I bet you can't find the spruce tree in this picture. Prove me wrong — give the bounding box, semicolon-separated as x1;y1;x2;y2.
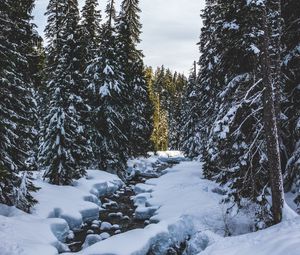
85;0;128;175
0;0;38;211
39;0;90;185
180;63;201;158
80;0;102;68
190;0;285;225
169;73;187;150
116;0;153;157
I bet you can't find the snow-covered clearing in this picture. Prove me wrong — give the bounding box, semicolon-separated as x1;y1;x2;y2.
1;152;300;255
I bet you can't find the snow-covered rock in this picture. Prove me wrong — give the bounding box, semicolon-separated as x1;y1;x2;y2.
112;224;120;230
135;206;158;220
100;222;113;231
100;232;110;240
133;193;152;207
134;183;154;194
183;231;221;255
82;234;103;249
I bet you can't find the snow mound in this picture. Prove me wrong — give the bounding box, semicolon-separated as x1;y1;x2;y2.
0;205;69;255
201;217;300;255
33;170;123;230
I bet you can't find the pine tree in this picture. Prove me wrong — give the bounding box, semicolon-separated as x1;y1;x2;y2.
80;0;102;68
39;0;91;185
0;0;38;211
85;0;128;175
191;0;285;225
116;0;153;156
169;73;187;150
180;63;201;158
196;0;224;169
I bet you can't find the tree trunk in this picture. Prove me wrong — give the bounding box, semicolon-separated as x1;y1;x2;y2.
261;4;284;224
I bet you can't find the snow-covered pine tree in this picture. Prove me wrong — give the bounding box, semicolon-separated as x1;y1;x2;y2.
151;96;169;152
116;0;153;157
39;0;91;185
169;73;187;150
180;63;202;158
80;0;102;68
282;0;300;205
195;0;223;170
19;1;45;171
85;0;128;175
203;0;267;184
78;0;103;164
0;0;38;211
198;0;285;225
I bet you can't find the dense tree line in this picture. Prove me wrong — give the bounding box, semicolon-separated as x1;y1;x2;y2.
180;0;300;225
146;66;187;151
0;0;153;210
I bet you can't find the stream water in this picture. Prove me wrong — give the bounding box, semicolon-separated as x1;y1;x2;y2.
66;160;178;253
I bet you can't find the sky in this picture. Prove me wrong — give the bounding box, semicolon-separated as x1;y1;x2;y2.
33;0;205;74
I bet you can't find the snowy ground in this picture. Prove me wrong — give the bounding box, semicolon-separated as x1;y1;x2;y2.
0;170;123;255
200;217;300;255
1;152;300;255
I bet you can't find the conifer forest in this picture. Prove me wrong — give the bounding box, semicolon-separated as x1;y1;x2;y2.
0;0;300;254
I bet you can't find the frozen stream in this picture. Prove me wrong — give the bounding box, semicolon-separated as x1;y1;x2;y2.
66;159;183;253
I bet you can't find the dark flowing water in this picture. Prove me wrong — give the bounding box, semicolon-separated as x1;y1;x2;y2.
66;160;178;253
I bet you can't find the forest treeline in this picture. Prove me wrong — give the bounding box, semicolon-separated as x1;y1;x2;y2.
146;66;187;152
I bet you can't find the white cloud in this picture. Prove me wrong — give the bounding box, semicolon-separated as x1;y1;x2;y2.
33;0;205;73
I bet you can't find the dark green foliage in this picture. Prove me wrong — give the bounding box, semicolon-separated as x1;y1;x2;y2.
116;0;153;157
39;0;91;185
180;64;201;158
180;0;289;225
85;0;128;174
147;66;187;151
80;0;102;68
0;0;38;211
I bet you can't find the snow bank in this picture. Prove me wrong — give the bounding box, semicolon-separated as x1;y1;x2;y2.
155;151;184;158
0;170;123;255
0;204;69;255
33;170;123;229
74;161;231;255
127;151;186;179
200;217;300;255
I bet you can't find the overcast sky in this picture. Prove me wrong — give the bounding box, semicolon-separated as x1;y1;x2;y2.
33;0;205;74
